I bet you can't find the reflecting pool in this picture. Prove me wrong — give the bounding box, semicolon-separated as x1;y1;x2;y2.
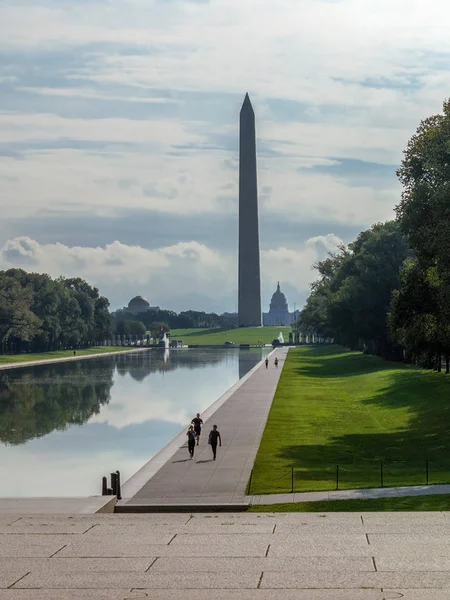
0;348;267;497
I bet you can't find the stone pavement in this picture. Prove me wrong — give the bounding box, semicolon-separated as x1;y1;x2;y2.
119;348;288;508
0;497;116;515
1;511;450;598
249;484;450;505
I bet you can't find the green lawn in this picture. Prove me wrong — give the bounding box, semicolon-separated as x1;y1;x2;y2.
250;345;450;494
170;326;291;346
249;494;450;512
0;346;134;365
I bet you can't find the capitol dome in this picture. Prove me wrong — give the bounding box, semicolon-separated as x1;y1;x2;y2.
269;282;288;313
127;295;150;314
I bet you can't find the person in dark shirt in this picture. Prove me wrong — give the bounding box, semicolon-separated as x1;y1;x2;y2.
208;425;222;461
191;413;203;445
187;425;196;459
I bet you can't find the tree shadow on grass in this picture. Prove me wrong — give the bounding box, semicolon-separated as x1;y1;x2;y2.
291;345;415;379
278;368;450;467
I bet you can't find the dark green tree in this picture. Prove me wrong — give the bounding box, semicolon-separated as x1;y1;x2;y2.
394;99;450;370
127;320;146;337
296;221;410;358
0;270;113;355
0;273;41;353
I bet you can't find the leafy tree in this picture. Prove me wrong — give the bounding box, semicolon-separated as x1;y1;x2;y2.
296;221;410;358
394;99;450;369
94;296;113;340
115;320;131;336
396;99;450;272
127;320;146;337
0;273;41;353
0;270;113;354
389;261;434;364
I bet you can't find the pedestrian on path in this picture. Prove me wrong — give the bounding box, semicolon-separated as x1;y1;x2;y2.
208;425;222;461
265;358;269;369
191;413;203;445
187;425;196;459
274;357;278;367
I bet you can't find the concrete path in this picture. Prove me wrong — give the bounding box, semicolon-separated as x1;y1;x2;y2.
0;347;150;371
120;348;288;509
249;484;450;505
1;511;450;598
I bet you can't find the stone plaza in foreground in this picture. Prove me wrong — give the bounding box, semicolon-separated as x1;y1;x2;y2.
0;511;450;598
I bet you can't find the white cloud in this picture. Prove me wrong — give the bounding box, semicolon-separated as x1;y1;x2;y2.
1;0;448;307
0;235;341;311
0;111;398;225
262;234;343;293
307;234;345;253
1;236;227;283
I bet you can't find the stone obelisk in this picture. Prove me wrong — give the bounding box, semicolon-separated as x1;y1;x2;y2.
238;93;262;327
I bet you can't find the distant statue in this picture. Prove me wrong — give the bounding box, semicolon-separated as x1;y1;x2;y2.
157;331;170;349
161;332;169;349
278;332;284;344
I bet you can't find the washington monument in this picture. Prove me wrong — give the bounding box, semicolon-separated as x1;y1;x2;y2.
238;93;262;327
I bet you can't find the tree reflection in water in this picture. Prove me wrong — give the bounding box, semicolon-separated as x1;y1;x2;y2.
0;349;263;446
0;360;115;446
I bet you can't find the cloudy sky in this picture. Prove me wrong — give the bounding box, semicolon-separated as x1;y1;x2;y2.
1;0;448;313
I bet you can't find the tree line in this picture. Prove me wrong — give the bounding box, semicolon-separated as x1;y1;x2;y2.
0;269;113;354
0;266;239;355
112;308;237;339
296;99;450;371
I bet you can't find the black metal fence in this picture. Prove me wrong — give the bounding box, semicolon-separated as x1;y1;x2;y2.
247;459;450;495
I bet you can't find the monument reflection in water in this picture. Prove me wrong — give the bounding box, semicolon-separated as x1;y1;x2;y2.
0;348;267;497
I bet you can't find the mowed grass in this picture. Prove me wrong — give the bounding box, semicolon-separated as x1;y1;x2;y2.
0;346;132;365
170;327;291;346
250;345;450;494
249;495;450;512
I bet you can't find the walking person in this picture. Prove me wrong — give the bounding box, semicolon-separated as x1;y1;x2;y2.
265;358;269;369
187;425;196;459
208;425;222;461
191;413;203;445
274;357;279;368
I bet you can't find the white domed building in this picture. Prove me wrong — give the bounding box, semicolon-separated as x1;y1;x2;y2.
263;282;299;326
124;296;159;315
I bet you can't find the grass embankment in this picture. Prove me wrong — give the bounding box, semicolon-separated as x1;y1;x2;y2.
170;327;291;346
249;495;450;512
250;345;450;494
0;346;134;365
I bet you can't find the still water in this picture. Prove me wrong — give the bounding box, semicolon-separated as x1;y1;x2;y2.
0;348;267;497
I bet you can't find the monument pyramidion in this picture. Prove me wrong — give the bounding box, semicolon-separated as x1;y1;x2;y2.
238;93;262;327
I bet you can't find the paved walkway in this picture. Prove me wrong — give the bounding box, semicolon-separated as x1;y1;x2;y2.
0;348;150;371
248;484;450;505
1;511;450;598
119;348;288;508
